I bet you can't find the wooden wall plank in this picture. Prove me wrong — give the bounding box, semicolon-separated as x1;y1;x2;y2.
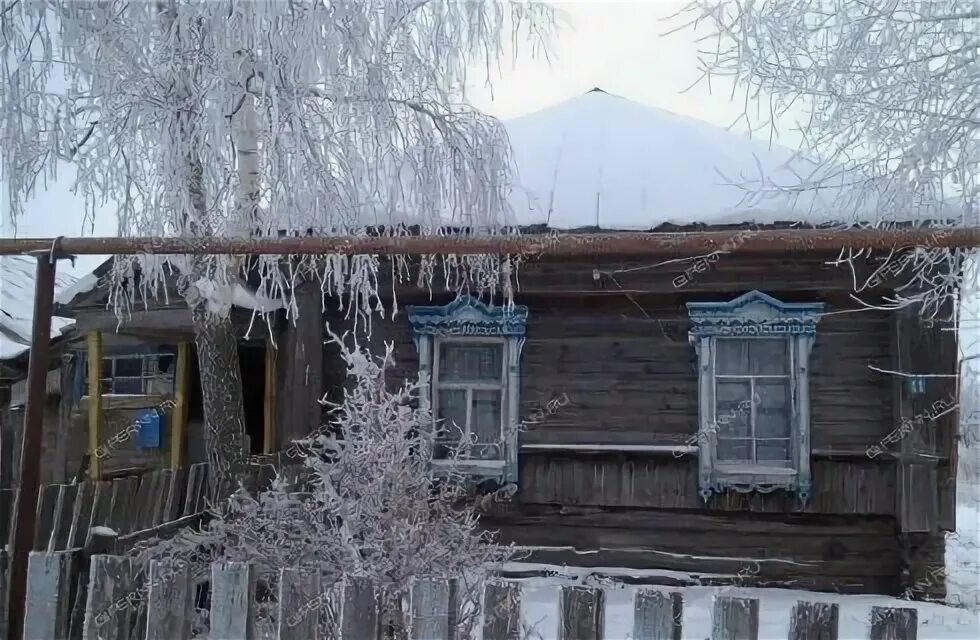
712;597;759;640
276;282;324;449
87;331;104;480
559;586;603;640
870;607;918;640
24;551;74;640
209;561;256;640
788;602;839;640
412;578;451;640
263;340;276;455
82;554;134;640
342;576;379;640
482;582;520;640
633;590;682;640
277;567;321;640
0;549;9;638
144;560;191;640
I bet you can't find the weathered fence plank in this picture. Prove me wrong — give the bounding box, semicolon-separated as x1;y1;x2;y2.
789;602;838;640
276;566;322;640
82;554;134;640
482;582;520;640
144;560;191;640
52;484;80;551
182;463;208;517
210;561;256;640
34;484;62;550
89;481;113;532
634;589;682;640
712;596;759;640
870;607;918;640
0;549;9;637
342;576;379;639
559;586;603;640
24;551;74;640
412;578;451;640
69;481;97;549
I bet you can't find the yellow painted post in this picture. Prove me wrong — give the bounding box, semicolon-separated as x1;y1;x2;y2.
263;341;276;454
171;342;191;469
86;331;103;480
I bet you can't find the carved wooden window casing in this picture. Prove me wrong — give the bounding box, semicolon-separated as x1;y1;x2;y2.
687;291;824;502
408;296;527;483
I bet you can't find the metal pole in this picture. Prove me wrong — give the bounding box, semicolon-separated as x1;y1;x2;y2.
0;227;978;257
6;252;59;640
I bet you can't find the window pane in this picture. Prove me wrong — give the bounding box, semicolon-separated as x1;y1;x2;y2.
748;339;788;375
471;390;502;460
438;343;503;383
717;438;752;462
100;359;113;377
715;381;751;438
756;380;791;439
114;378;143;394
114;357;144;377
715;339;750;375
435;389;467;459
757;439;792;463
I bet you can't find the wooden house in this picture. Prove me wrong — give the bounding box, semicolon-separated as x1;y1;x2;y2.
28;90;965;606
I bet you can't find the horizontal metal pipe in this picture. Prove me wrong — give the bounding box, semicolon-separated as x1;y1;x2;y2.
1;227;978;257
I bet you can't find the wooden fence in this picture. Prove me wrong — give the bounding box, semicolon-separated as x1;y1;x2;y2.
0;463;212;637
16;555;934;640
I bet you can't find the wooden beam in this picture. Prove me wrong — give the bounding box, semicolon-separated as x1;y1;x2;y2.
171;342;191;469
263;340;276;454
87;331;104;480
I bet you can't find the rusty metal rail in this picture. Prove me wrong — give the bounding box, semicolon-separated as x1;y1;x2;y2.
1;227;980;258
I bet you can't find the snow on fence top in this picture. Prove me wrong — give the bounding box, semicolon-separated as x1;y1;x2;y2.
503;88;886;230
0;255;77;361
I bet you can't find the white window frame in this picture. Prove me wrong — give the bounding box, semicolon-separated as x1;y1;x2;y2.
432;336;508;464
408;296;527;483
687;291;824;503
99;353;168;395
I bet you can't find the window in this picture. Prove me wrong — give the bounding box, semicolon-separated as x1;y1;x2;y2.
97;353;172;395
408;296;528;482
687;291;824;502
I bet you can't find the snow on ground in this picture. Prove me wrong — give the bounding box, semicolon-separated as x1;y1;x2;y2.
511;577;980;639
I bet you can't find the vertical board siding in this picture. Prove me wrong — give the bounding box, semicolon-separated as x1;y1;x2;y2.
483;582;521;640
412;578;451;640
342;576;379;640
559;586;603;640
144;560;191;640
24;551;74;640
789;602;839;640
276;567;322;640
870;607;918;640
712;597;760;640
209;562;256;640
633;590;682;640
82;555;134;640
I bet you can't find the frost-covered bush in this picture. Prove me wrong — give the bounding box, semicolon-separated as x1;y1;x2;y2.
134;330;514;636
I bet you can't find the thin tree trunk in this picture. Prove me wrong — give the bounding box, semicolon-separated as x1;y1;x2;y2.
162;0;249;500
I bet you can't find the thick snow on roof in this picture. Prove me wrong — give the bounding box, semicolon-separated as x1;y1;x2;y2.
0;255;78;360
504;89;849;229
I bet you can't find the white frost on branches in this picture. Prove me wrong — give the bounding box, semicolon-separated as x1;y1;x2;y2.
1;0;552;321
133;330;514;635
678;0;980;316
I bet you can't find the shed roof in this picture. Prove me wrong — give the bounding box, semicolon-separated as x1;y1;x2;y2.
0;255;78;361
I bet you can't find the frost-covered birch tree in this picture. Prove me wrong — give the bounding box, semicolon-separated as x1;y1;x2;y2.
0;0;551;490
678;0;980;315
135;331;515;638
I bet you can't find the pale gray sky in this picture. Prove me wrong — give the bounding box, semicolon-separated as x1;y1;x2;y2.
2;0;803;277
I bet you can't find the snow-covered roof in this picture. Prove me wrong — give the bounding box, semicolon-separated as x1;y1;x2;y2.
503;88;850;229
0;255;78;360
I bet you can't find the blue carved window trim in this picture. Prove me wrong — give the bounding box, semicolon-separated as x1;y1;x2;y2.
686;291;824;503
407;296;528;483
